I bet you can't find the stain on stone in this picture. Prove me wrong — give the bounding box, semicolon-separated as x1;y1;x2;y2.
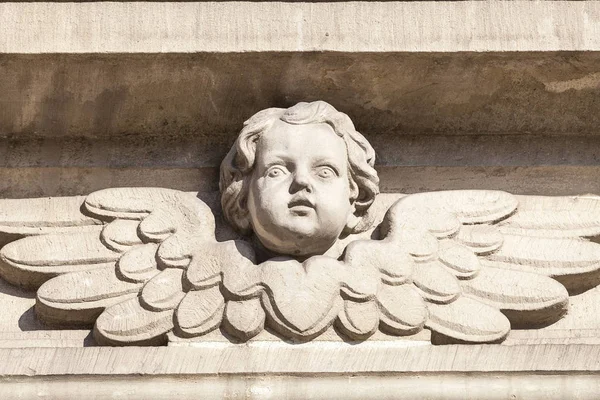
544;72;600;93
24;67;73;138
2;52;600;139
91;86;129;136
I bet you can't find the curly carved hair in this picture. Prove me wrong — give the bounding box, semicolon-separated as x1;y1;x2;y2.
219;101;380;235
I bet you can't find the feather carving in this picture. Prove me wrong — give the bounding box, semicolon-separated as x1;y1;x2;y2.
1;188;600;345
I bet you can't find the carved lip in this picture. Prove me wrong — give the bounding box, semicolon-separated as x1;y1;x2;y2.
288;197;315;210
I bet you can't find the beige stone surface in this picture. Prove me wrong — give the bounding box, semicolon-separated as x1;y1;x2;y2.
1;344;600;374
1;2;600;53
3;373;600;400
0;2;599;392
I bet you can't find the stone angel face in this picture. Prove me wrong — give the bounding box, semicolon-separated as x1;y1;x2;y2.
1;101;600;346
219;101;379;258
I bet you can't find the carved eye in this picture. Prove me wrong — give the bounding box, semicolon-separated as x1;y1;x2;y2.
266;166;287;178
316;166;336;179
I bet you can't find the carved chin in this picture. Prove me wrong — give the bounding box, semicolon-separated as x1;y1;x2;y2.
264;237;336;257
255;225;339;257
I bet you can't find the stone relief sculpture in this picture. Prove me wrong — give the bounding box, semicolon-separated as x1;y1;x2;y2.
1;101;600;346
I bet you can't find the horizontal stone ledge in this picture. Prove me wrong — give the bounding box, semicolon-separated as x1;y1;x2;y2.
2;373;600;400
2;165;600;198
1;2;600;53
3;135;600;169
0;331;91;349
2;344;600;376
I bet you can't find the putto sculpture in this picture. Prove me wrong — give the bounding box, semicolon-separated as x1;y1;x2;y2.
220;101;379;258
1;100;600;345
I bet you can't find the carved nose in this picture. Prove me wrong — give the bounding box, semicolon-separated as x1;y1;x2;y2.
290;169;313;194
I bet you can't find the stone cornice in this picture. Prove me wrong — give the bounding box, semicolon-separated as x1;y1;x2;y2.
2;343;600;376
1;2;600;53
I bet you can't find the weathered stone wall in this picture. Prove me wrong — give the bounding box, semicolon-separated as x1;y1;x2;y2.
2;2;600;399
1;2;600;197
2;52;600;197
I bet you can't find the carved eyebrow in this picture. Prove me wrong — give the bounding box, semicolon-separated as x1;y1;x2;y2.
258;152;287;164
262;158;289;169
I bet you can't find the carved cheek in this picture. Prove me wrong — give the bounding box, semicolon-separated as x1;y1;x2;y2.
251;176;275;204
324;177;351;205
314;181;352;229
251;176;291;220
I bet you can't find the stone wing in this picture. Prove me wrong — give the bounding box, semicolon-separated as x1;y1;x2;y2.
2;188;600;346
367;190;600;343
0;188;220;345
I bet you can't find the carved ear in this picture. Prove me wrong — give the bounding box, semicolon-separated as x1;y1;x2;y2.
346;211;377;234
344;176;361;234
348;174;360;204
345;213;360;233
345;200;368;234
221;184;253;235
230;209;252;234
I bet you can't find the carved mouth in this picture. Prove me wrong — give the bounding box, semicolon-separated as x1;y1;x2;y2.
288;198;315;210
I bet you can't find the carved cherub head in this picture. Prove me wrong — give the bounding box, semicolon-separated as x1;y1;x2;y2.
220;101;380;257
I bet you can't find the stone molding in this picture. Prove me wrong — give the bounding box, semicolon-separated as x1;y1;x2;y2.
1;325;600;397
1;2;600;53
3;372;600;400
2;343;600;375
1;344;600;399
